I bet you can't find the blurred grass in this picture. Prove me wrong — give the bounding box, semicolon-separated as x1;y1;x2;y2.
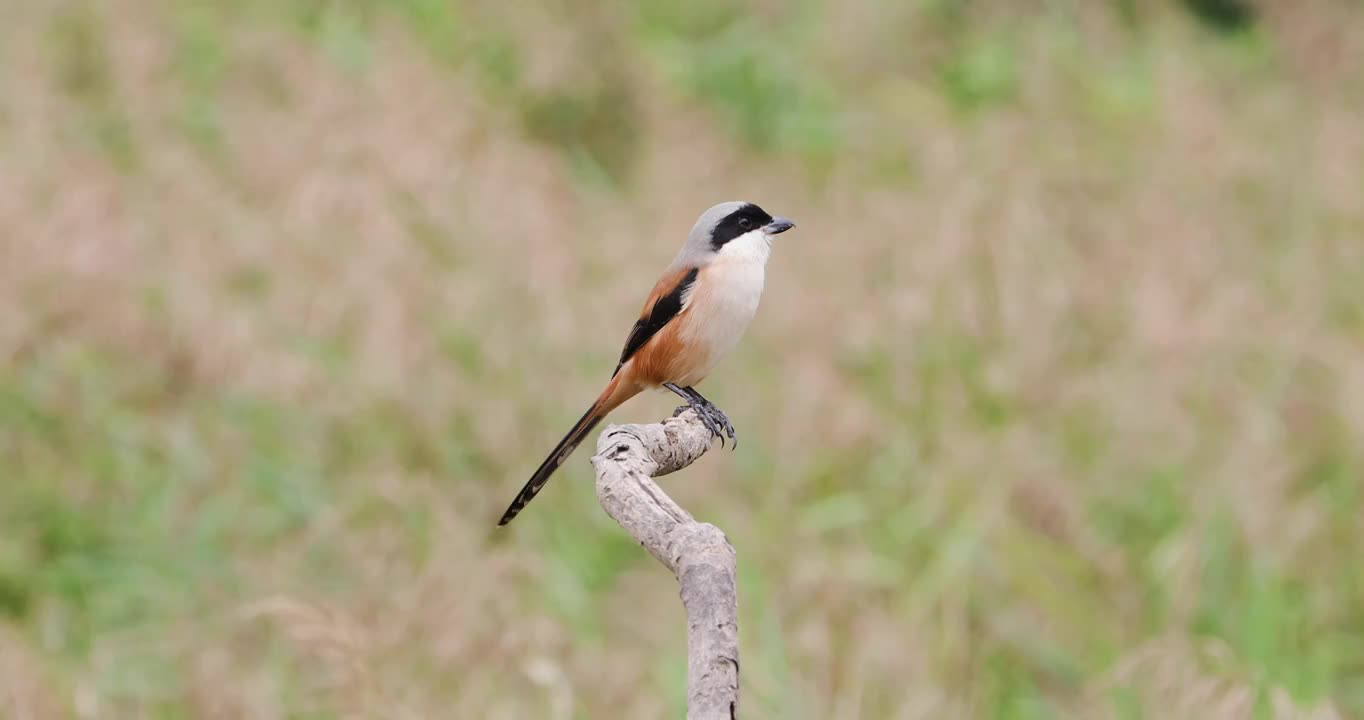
1;0;1363;717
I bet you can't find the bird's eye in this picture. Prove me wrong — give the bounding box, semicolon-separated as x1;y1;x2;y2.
738;218;753;230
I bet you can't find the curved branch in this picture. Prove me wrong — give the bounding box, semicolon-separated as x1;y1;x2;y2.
591;410;740;720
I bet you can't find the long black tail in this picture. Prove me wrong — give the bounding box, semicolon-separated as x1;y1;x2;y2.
497;404;607;526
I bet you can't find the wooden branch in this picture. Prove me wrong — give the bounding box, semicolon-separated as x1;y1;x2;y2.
591;410;740;720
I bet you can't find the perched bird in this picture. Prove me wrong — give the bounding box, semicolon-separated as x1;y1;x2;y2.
498;201;795;526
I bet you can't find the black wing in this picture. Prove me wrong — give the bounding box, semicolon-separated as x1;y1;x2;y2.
613;267;698;377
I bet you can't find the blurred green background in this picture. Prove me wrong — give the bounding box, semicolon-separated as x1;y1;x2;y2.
2;0;1362;717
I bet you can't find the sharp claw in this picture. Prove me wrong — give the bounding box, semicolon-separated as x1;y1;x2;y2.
677;395;742;449
705;407;736;451
689;402;720;444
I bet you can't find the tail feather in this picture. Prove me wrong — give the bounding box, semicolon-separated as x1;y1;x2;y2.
497;378;635;526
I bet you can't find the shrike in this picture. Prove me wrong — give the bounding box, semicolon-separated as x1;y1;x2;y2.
498;201;795;525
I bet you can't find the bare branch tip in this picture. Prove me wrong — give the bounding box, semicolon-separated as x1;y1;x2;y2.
592;412;740;719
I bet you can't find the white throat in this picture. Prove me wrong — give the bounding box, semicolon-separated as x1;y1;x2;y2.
715;229;773;266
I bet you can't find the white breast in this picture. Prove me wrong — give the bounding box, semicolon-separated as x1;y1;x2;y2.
676;232;771;384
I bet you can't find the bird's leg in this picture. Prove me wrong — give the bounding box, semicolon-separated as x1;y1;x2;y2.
682;386;737;450
664;382;725;446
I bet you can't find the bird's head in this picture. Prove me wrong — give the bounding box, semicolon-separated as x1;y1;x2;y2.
679;201;796;264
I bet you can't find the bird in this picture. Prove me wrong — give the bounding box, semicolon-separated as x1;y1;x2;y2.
497;201;796;526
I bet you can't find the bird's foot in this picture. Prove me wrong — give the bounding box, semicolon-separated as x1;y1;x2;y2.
672;397;738;450
671;402;719;442
708;402;737;450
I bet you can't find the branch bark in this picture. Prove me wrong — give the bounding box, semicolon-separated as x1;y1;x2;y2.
591;410;739;720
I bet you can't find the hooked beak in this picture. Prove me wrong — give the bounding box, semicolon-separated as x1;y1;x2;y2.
763;217;796;235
